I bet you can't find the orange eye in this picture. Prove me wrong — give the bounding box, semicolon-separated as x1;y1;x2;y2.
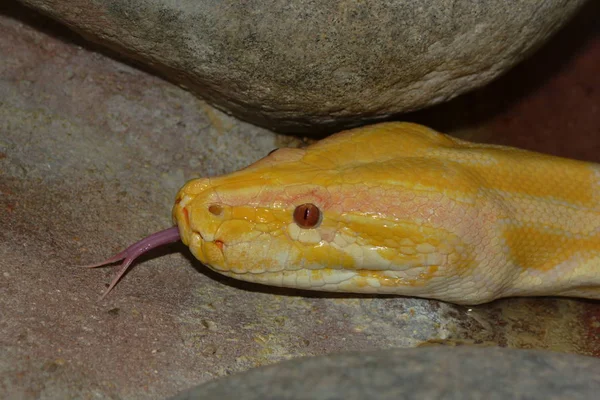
293;203;321;229
208;204;223;216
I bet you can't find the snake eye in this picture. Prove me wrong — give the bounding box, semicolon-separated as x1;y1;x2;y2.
293;203;321;229
208;204;223;216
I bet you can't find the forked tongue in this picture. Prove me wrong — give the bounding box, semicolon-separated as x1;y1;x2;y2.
82;226;181;299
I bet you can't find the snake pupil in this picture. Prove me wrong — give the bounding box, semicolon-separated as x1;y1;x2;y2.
293;203;321;229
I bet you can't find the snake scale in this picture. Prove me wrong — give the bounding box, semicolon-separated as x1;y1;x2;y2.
86;122;600;304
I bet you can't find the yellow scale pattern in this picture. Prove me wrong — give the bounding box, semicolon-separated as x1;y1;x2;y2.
172;122;600;304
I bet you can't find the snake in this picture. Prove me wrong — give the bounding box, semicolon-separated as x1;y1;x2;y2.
85;122;600;305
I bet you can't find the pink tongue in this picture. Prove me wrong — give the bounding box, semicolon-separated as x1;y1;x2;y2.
82;226;181;299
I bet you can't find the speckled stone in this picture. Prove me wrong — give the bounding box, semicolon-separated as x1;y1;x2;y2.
171;347;600;400
16;0;585;133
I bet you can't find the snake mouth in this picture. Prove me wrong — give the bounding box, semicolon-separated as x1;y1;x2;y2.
185;228;227;270
190;227;224;250
172;193;228;269
192;229;224;250
194;228;204;241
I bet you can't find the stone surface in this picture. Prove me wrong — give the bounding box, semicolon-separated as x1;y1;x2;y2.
16;0;586;133
171;347;600;400
1;1;599;399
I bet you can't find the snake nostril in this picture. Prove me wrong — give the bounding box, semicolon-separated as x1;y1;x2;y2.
208;204;223;216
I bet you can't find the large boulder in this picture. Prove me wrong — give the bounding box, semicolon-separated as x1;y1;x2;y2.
170;347;600;400
18;0;586;133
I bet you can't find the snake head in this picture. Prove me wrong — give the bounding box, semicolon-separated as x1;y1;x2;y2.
171;123;500;302
172;146;331;284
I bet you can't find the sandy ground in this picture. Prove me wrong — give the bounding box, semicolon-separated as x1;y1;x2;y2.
1;1;598;399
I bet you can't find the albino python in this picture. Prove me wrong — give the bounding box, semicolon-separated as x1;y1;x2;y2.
85;122;600;304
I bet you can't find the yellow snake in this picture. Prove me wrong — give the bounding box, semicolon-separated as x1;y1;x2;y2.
87;122;600;304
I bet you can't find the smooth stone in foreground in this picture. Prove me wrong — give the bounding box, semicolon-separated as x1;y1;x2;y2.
170;347;600;400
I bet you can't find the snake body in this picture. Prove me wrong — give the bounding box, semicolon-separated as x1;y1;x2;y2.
166;122;600;305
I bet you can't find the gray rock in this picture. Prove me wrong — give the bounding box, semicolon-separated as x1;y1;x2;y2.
17;0;585;133
170;347;600;400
